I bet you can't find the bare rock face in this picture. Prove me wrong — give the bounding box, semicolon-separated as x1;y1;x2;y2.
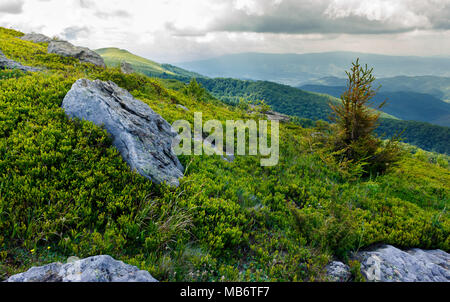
48;40;106;68
20;33;52;43
6;255;157;282
120;61;134;74
62;79;184;186
264;110;291;123
0;49;40;72
355;245;450;282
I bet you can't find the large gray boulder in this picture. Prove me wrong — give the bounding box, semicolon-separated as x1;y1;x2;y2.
20;33;52;43
355;245;450;282
0;49;40;72
6;255;157;282
48;40;105;68
62;79;184;186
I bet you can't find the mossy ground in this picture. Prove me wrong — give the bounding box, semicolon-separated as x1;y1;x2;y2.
0;27;448;281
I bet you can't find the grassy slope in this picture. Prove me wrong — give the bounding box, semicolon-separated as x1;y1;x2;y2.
96;47;174;74
95;47;202;79
0;27;449;282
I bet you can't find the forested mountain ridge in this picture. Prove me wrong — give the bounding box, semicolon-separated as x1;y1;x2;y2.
196;78;450;154
301;84;450;127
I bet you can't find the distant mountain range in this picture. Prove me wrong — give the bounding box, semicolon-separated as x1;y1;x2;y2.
300;85;450;127
178;52;450;87
95;48;450;153
305;75;450;102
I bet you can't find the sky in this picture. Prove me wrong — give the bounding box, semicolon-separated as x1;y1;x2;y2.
0;0;449;63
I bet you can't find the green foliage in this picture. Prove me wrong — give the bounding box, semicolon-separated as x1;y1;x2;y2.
348;260;365;282
196;78;449;154
0;27;449;282
180;78;222;106
329;59;402;176
376;118;450;154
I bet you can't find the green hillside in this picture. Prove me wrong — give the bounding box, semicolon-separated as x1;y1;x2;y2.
95;47;201;79
196;78;450;154
198;78;397;119
0;27;449;282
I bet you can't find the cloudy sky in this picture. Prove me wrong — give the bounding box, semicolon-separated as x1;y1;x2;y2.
0;0;449;63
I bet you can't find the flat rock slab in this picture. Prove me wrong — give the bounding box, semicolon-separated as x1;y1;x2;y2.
0;49;40;72
62;79;184;186
355;244;450;282
48;40;105;67
6;255;157;282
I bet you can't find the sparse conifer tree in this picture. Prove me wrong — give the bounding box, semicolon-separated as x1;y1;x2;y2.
330;59;401;175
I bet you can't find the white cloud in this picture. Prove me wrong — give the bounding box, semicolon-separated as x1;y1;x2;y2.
0;0;25;14
0;0;448;62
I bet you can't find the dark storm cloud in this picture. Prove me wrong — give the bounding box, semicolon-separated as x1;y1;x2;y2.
0;0;25;14
167;0;450;36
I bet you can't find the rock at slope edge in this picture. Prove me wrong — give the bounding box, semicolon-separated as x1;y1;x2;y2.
20;33;52;43
62;79;184;186
355;244;450;282
0;49;40;72
48;40;105;68
6;255;158;282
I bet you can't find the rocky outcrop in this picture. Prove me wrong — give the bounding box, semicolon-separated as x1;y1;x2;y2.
264;110;291;123
62;79;184;186
0;49;40;72
20;33;52;43
6;255;157;282
120;61;134;74
355;245;450;282
325;261;351;282
48;40;105;67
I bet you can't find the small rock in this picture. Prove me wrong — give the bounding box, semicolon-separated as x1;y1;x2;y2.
20;33;52;43
120;61;134;74
62;79;184;186
48;40;105;68
355;244;450;282
6;255;157;282
325;261;351;282
176;104;189;111
0;49;40;72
